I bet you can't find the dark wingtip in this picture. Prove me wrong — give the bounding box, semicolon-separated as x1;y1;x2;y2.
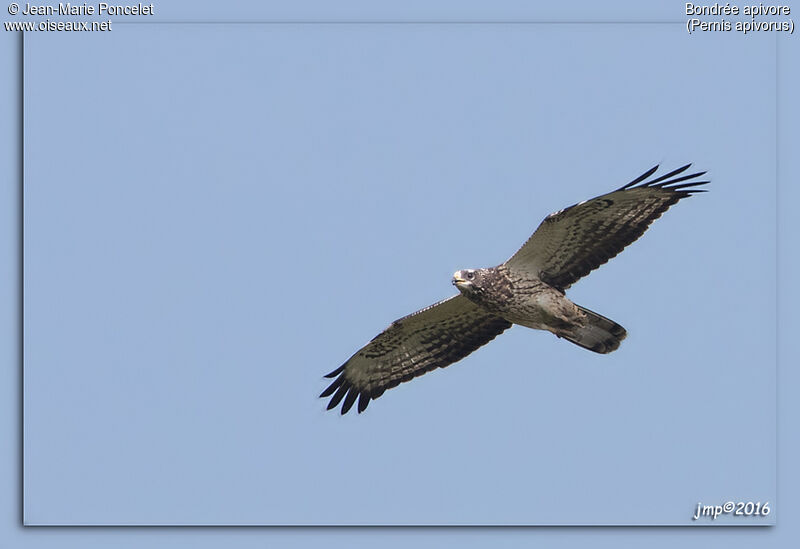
319;374;345;398
619;164;660;190
341;387;359;414
324;364;345;379
645;163;692;186
326;383;349;410
668;180;710;191
357;393;370;413
620;163;709;193
321;366;369;414
652;171;707;188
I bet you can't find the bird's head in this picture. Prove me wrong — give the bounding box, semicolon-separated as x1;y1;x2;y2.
452;268;487;296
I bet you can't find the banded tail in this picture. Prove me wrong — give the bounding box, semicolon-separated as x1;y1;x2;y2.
562;305;627;354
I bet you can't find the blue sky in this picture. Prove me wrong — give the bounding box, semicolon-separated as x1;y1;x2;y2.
3;0;800;546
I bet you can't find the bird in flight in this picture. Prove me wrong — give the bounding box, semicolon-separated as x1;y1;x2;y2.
320;164;708;414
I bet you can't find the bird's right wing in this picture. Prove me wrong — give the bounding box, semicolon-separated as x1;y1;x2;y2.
320;295;512;414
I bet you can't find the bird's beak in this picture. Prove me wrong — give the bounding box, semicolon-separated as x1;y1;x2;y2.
452;271;467;286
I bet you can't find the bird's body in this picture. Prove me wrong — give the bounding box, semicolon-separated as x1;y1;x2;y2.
321;164;709;414
453;266;572;330
453;265;625;353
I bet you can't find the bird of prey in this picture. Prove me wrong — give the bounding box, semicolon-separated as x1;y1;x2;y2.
321;164;708;414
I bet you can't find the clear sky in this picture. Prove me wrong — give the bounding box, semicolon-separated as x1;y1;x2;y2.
3;0;799;546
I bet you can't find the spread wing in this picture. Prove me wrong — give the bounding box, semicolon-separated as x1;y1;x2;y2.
320;295;512;414
504;164;709;291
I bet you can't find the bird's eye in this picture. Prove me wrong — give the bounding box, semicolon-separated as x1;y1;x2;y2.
467;271;475;280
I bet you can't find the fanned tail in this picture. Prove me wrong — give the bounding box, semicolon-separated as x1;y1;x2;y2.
561;305;627;354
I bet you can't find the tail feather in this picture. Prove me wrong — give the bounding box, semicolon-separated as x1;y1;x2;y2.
561;305;627;354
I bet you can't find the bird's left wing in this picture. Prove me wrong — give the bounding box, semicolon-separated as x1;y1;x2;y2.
320;295;511;414
504;164;708;291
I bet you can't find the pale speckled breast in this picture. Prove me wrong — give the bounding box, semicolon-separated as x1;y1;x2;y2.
489;266;581;331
